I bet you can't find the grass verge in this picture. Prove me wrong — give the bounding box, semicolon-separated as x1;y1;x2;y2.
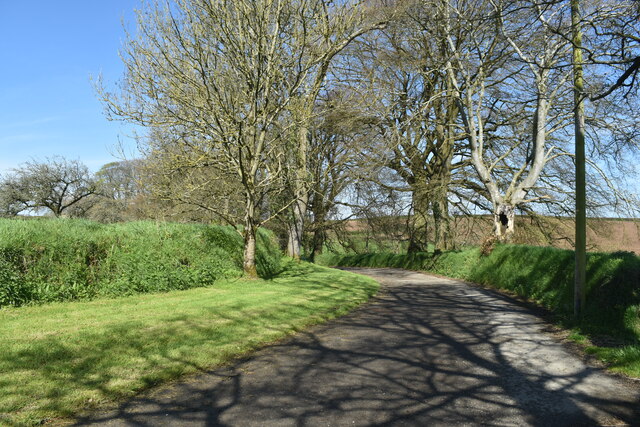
327;245;640;378
0;261;378;426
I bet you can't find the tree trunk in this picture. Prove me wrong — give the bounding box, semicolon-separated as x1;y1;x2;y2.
432;167;452;252
287;125;309;260
308;228;326;263
433;196;451;252
286;196;307;259
493;204;515;242
243;198;258;278
408;185;430;253
308;201;327;262
243;228;258;279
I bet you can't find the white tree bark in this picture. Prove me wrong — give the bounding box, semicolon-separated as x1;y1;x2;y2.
445;0;570;240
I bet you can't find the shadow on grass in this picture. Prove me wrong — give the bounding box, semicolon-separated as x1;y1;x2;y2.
1;266;377;424
73;269;640;426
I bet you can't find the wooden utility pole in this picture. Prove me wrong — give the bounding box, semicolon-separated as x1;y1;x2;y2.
572;0;587;317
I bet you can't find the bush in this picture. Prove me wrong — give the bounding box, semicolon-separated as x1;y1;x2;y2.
0;256;31;306
0;218;282;307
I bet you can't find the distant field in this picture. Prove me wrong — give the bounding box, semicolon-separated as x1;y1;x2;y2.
343;216;640;254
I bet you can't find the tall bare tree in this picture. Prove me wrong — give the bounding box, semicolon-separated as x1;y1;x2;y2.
99;0;381;276
333;0;466;252
282;1;388;259
441;0;577;240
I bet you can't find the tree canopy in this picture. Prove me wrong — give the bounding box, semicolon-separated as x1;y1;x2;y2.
90;0;640;270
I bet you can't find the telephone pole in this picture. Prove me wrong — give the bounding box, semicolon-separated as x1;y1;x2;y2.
572;0;587;317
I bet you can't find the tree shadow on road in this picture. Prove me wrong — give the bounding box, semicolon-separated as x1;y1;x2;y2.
75;268;640;426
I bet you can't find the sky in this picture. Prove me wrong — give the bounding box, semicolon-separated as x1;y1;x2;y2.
0;0;142;174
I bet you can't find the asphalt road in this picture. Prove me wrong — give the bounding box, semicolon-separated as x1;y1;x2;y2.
76;268;640;426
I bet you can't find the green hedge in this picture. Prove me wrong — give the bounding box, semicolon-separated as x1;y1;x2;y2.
0;218;282;307
329;245;640;340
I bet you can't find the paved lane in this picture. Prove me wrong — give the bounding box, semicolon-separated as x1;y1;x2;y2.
77;268;640;426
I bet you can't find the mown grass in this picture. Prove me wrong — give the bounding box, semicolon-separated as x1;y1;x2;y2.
0;260;379;425
327;245;640;377
0;218;281;307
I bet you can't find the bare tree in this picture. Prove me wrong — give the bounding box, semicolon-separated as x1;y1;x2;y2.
95;160;141;202
138;128;248;223
0;157;96;217
441;0;577;240
77;160;146;222
99;0;371;276
282;1;388;259
303;90;379;259
361;0;469;251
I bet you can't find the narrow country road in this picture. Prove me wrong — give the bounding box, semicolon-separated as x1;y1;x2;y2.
76;268;640;426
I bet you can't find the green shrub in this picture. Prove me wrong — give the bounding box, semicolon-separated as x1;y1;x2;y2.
0;218;282;307
0;257;31;306
256;228;283;278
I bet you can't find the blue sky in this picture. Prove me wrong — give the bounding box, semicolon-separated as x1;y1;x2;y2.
0;1;141;174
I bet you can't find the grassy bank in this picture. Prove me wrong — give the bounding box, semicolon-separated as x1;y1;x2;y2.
328;245;640;377
0;261;379;425
0;218;281;307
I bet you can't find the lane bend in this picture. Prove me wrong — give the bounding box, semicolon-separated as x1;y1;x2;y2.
77;268;640;426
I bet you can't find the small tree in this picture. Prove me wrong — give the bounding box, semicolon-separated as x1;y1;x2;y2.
0;157;97;217
95;160;141;202
78;160;145;222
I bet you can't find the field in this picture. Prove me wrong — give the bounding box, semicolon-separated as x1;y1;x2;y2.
449;216;640;253
342;216;640;254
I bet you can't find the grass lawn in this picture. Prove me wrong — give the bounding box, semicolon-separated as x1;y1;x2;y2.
0;261;378;426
